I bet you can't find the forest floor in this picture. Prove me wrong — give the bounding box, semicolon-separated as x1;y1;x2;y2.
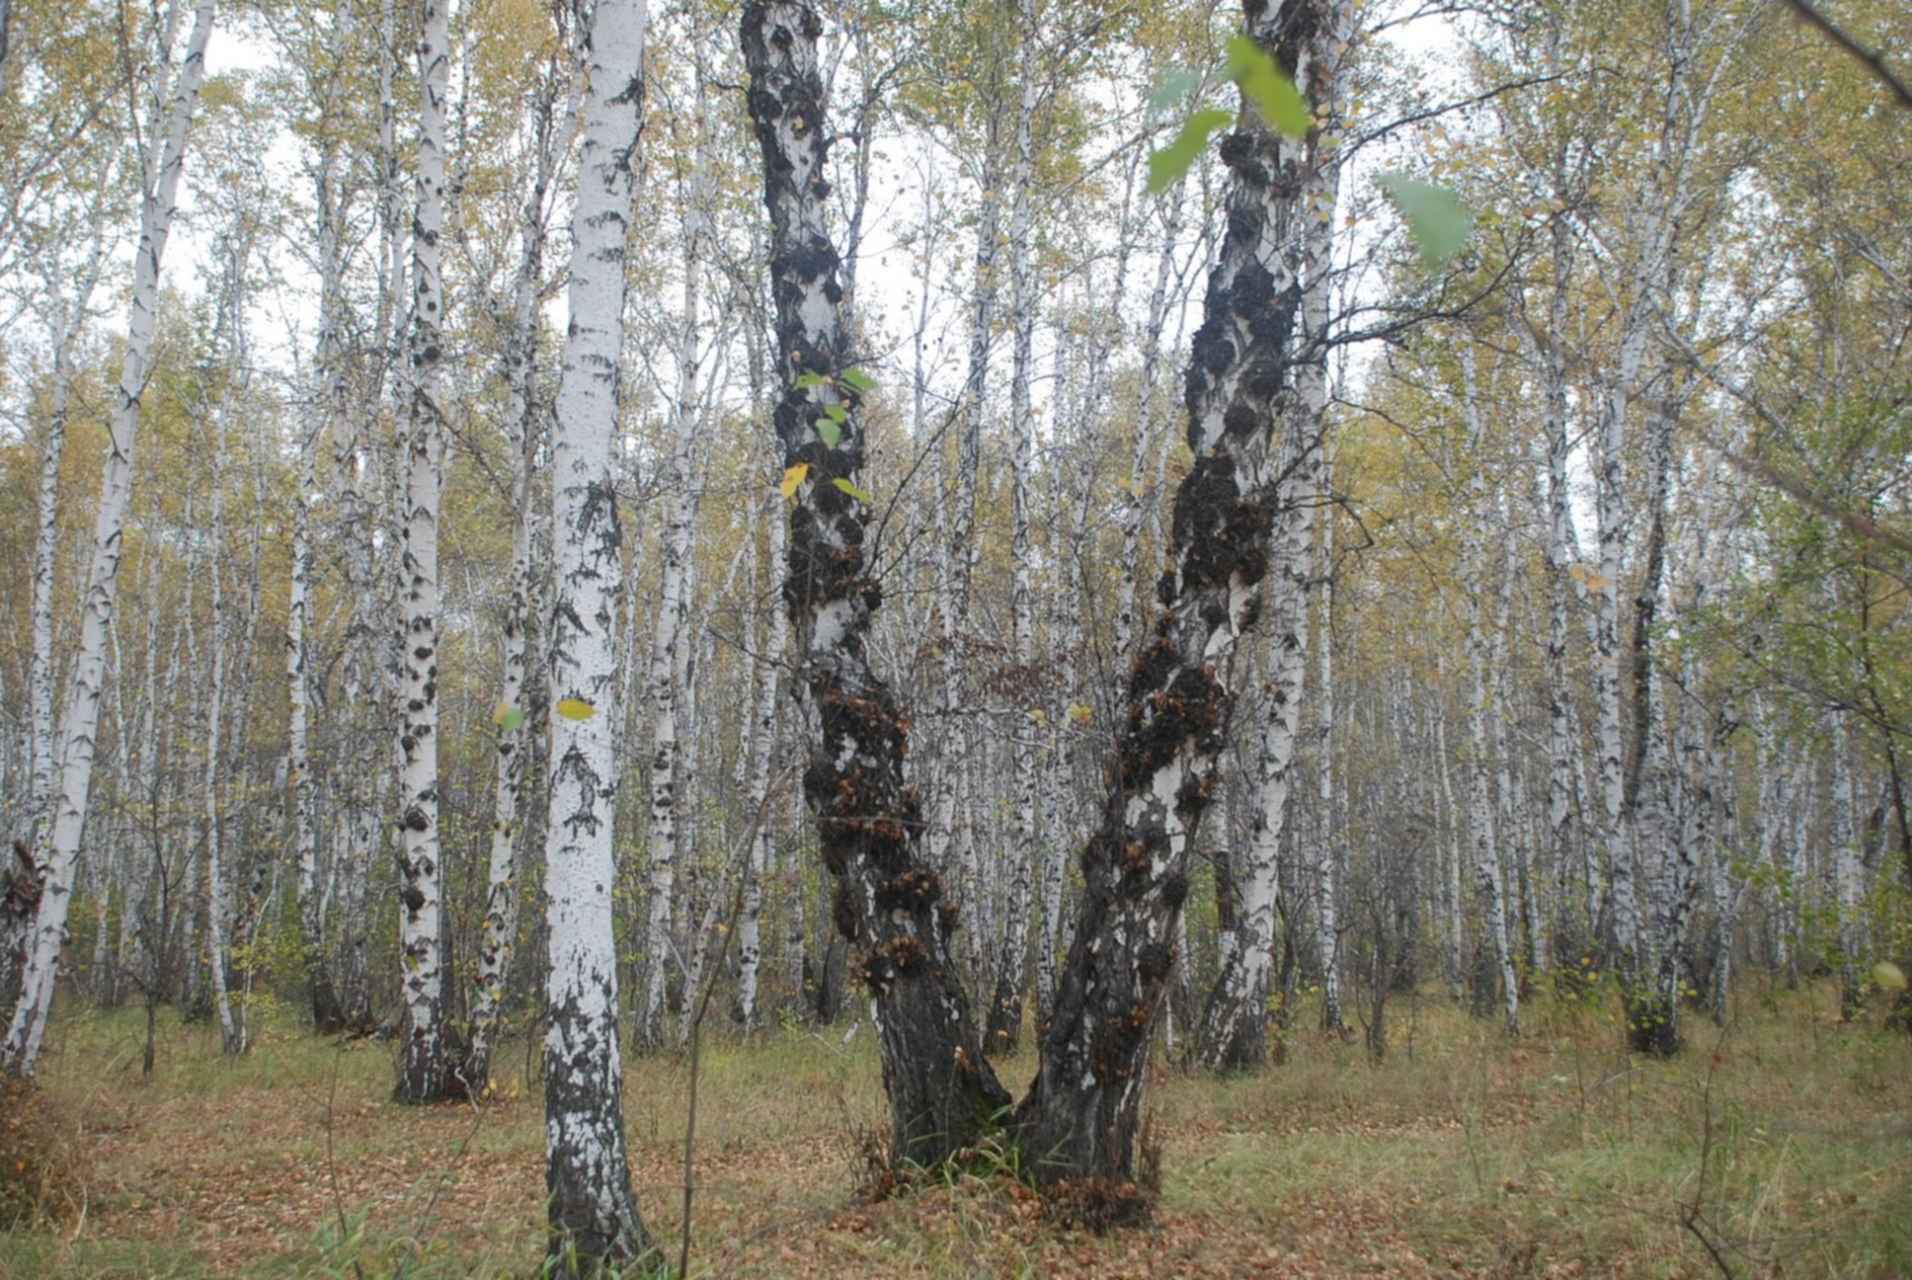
0;978;1906;1279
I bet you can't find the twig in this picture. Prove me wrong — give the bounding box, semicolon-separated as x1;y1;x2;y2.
322;1044;368;1280
395;1089;491;1280
1782;0;1912;110
678;772;785;1280
1655;321;1912;589
1681;1025;1739;1279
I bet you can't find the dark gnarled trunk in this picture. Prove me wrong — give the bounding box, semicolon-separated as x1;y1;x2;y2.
1016;0;1320;1191
742;0;1009;1169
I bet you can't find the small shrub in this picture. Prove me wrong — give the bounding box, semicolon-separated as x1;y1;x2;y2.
0;1077;90;1229
842;1112;902;1202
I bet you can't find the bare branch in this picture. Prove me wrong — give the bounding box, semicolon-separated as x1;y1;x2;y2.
1782;0;1912;111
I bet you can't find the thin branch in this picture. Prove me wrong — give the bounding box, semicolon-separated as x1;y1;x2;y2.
1657;323;1912;586
1782;0;1912;111
677;768;787;1280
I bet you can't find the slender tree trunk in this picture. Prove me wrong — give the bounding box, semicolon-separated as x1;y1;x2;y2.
465;62;566;1088
1458;348;1519;1035
1312;451;1343;1034
1529;210;1580;977
1197;428;1316;1070
294;134;345;1034
393;0;454;1103
740;443;791;1026
987;0;1042;1054
1831;713;1862;1019
1;0;217;1078
638;60;717;1052
1623;403;1696;1055
743;0;1010;1167
201;456;242;1054
25;258;102;851
541;0;655;1265
1018;0;1324;1186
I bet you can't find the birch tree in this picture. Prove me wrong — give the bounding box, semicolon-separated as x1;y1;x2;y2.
1457;347;1519;1034
1;0;217;1079
984;0;1042;1054
637;21;720;1051
743;0;1012;1167
464;21;573;1093
1019;0;1325;1184
540;0;654;1265
21;175;114;857
1197;423;1318;1069
392;0;454;1104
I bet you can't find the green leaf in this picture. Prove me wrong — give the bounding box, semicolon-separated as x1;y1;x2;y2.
832;477;873;504
1147;67;1202;115
498;707;525;734
1147;108;1232;195
839;367;877;394
1224;36;1311;139
1374;172;1476;269
794;371;831;390
816;413;842;448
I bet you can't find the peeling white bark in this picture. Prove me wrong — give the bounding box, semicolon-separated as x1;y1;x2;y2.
543;0;653;1264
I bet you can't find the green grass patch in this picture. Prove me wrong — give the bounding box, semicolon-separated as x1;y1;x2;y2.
0;982;1904;1277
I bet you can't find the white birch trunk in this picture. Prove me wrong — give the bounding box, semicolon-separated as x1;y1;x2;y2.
638;77;715;1047
737;500;785;1030
1312;456;1343;1033
1;0;217;1077
202;465;240;1054
293;131;342;1032
542;0;653;1263
1458;348;1519;1034
1431;674;1463;996
1198;425;1315;1069
25;234;108;851
986;0;1041;1052
1831;713;1862;1018
393;0;452;1103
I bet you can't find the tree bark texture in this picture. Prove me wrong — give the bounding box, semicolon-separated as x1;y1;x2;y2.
743;0;1011;1169
393;0;454;1104
1017;0;1323;1186
542;0;655;1266
1;0;217;1078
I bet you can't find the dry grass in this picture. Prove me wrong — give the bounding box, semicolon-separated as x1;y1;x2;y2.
1;977;1906;1279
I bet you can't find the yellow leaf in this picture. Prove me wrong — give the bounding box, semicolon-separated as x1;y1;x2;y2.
556;698;596;722
779;463;810;501
1567;563;1612;593
1874;962;1908;992
1068;703;1094;727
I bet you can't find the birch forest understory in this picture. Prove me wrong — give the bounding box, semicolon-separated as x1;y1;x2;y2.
2;0;1909;1274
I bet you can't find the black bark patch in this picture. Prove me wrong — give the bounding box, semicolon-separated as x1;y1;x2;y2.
1137;942;1174;985
833;882;860;942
